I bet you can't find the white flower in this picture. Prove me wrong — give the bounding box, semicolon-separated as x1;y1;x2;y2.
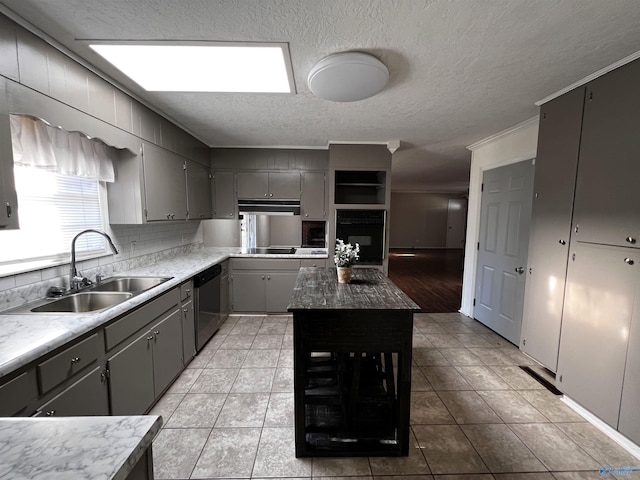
334;239;360;267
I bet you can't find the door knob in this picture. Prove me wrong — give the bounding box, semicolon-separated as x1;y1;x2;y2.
515;267;525;274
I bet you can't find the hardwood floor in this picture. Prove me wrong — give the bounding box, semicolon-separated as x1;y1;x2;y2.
388;248;464;313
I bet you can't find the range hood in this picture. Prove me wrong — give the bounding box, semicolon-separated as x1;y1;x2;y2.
238;199;301;216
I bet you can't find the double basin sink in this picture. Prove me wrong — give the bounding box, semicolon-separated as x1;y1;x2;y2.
10;277;172;314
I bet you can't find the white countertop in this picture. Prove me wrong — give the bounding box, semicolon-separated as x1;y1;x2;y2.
0;246;327;379
0;415;161;480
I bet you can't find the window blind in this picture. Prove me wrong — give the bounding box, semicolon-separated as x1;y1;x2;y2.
0;166;106;264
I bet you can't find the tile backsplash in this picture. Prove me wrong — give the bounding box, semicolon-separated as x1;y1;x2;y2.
0;222;203;312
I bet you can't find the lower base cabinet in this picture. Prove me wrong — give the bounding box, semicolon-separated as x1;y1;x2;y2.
108;306;183;415
231;259;300;313
36;366;109;417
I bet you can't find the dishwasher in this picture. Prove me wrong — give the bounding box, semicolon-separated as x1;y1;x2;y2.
193;263;223;352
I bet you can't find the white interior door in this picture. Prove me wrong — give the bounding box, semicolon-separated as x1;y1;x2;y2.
474;160;534;344
446;198;467;248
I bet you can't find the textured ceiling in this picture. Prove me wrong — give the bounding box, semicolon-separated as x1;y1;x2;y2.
2;0;640;192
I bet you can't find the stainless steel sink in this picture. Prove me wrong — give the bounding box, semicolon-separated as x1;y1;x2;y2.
29;292;133;313
90;276;172;293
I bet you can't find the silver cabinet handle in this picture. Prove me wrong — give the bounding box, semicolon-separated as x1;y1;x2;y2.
626;237;636;244
185;288;191;296
229;213;233;217
183;308;188;313
515;267;525;274
624;258;635;265
146;335;154;341
70;357;81;364
264;193;268;197
153;330;160;335
269;193;273;197
267;275;271;280
45;410;55;417
261;276;265;280
559;239;566;245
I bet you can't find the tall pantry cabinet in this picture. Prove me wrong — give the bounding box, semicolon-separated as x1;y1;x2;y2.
523;58;640;444
556;58;640;442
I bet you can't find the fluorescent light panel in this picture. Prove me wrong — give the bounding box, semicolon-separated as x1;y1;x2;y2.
89;43;293;93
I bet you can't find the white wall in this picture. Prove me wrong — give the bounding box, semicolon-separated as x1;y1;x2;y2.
390;192;463;248
460;117;539;316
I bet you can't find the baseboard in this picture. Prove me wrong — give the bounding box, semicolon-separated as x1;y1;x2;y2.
562;396;640;461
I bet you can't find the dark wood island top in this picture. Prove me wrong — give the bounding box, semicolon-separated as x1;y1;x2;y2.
288;267;420;311
288;267;419;457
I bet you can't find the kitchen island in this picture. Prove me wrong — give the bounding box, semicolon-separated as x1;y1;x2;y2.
288;267;419;457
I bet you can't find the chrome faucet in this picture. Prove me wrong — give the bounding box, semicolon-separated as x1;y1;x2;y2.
69;229;119;292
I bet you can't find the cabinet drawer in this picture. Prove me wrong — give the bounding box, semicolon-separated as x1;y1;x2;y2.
0;371;38;416
36;366;109;417
105;288;180;350
232;258;300;270
37;334;99;394
180;281;193;301
301;259;326;268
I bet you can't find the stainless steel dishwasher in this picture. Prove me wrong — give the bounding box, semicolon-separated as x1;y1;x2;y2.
193;263;223;351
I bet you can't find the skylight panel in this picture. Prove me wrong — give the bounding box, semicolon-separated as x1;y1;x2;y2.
89;43;294;93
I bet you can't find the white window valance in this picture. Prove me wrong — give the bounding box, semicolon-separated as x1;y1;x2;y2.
10;114;116;182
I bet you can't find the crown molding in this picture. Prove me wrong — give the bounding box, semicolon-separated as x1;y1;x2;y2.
466;116;539;151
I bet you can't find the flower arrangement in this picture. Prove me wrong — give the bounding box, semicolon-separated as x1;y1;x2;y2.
334;239;360;267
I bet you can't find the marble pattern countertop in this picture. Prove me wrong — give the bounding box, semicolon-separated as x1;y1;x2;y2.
288;267;420;311
0;247;327;380
0;415;162;480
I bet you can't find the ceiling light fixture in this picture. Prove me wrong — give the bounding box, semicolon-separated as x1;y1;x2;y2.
88;42;294;93
307;52;389;102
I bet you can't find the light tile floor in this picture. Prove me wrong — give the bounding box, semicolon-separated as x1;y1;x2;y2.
150;313;640;479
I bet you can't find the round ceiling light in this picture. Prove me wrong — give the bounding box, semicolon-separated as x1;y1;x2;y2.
307;52;389;102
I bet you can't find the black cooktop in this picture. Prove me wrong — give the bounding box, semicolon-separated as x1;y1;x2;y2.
245;247;297;255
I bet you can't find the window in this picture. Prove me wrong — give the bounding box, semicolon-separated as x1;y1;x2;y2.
0;166;106;265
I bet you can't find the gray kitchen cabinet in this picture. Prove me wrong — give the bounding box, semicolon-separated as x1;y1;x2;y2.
556;242;638;428
619;287;640;445
0;14;19;81
232;272;267;312
520;87;585;372
0;77;18;229
237;171;300;199
186;160;212;220
231;259;300;313
301;171;326;219
142;142;187;221
212;170;236;218
36;366;109;417
151;309;184;396
266;272;299;312
220;260;230;317
572;60;640;249
180;281;196;365
108;330;155;415
0;371;38;416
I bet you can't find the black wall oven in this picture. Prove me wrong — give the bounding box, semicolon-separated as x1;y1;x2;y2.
335;209;386;265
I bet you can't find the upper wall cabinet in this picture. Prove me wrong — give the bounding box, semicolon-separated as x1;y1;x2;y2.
212;171;236;219
572;60;640;249
236;172;300;199
520;87;585;372
0;77;18;229
186;160;212;220
301;172;326;220
108;142;194;224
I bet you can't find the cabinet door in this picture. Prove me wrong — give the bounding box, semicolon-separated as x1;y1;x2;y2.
266;272;299;313
619;279;640;444
237;172;268;198
0;77;18;229
151;309;184;397
572;60;640;248
232;272;266;312
269;172;300;199
213;171;236;218
520;87;585;372
186;160;212;220
37;367;109;417
142;142;187;221
221;272;230;316
557;243;637;428
181;299;196;365
108;332;155;415
301;172;326;219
